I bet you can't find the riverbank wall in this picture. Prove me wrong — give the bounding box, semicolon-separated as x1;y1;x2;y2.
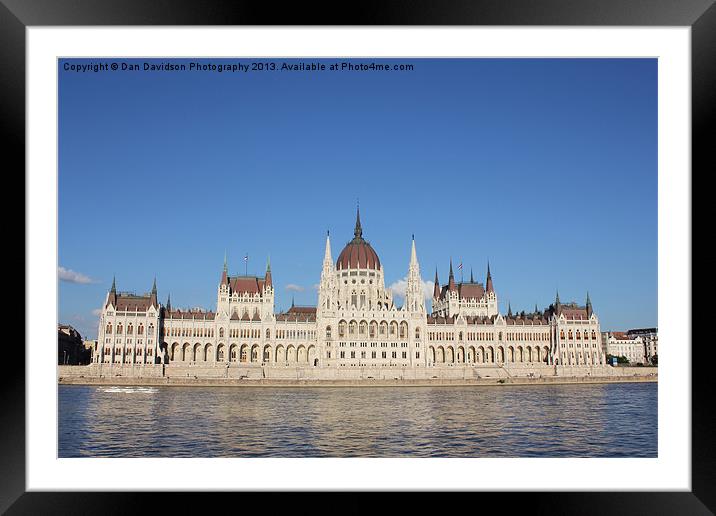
58;363;657;387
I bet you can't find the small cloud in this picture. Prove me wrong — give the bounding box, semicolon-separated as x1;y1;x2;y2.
388;277;434;301
91;308;103;316
58;266;95;284
285;284;304;292
312;283;320;290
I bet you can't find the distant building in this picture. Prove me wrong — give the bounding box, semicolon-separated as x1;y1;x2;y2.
605;331;645;365
627;328;658;364
83;339;98;362
58;325;91;365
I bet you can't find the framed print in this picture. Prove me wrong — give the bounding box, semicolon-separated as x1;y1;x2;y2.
6;0;712;513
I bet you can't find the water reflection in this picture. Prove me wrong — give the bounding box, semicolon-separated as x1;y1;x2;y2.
58;383;657;458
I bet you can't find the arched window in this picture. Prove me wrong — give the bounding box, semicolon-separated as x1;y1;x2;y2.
117;324;123;335
560;330;565;339
576;330;581;340
127;324;133;335
326;326;332;339
568;330;573;339
415;328;420;339
338;321;346;338
138;324;144;335
219;328;224;338
106;323;112;334
148;324;154;336
266;329;271;339
359;321;367;335
349;321;357;335
592;330;597;340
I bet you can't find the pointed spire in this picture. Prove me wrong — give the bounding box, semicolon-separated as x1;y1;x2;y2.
433;268;441;299
264;256;272;288
470;268;474;283
220;254;229;285
535;303;539;314
323;230;333;265
507;302;513;317
150;276;158;306
291;295;295;308
111;275;116;293
555;289;561;314
586;291;593;316
166;293;171;311
354;203;363;240
448;259;456;291
486;261;494;293
410;236;418;265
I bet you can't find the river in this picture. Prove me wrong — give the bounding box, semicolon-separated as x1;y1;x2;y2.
58;382;656;457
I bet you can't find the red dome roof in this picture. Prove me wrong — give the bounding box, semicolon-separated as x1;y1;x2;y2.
336;208;381;270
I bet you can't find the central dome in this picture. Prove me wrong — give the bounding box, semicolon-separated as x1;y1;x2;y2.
336;208;381;270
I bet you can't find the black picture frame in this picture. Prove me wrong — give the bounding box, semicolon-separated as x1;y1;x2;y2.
6;0;710;512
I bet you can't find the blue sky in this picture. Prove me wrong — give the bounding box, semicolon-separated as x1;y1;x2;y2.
58;58;657;339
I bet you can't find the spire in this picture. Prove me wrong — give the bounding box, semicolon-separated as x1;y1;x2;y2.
470;268;474;283
264;256;272;288
410;236;418;265
535;303;539;314
507;302;513;317
166;293;171;311
291;295;295;308
354;204;363;240
555;290;561;314
433;268;441;299
323;231;333;264
448;259;456;291
150;276;158;306
220;254;229;285
586;291;593;316
107;275;117;307
486;261;494;293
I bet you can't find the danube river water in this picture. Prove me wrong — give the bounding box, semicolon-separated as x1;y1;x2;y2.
58;382;656;457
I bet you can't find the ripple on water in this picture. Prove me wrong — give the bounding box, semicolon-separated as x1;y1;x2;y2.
59;383;656;458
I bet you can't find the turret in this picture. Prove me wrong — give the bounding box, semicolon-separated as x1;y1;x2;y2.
507;302;513;318
150;277;158;307
405;235;425;314
586;291;593;317
555;290;562;315
265;257;272;289
486;262;494;294
106;275;117;307
166;293;171;312
448;259;456;292
433;268;440;299
221;252;229;287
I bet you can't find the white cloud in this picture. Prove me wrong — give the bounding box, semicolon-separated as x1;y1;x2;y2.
312;283;320;291
58;266;95;284
388;276;434;301
285;284;304;292
91;308;103;316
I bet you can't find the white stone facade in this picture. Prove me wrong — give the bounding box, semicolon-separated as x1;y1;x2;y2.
94;210;605;371
606;332;646;365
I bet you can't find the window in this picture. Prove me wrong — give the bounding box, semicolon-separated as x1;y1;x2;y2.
326;326;332;339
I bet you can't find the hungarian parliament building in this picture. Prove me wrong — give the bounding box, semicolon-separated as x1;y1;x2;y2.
94;209;605;370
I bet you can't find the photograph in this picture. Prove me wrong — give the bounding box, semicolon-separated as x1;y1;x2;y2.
57;57;658;459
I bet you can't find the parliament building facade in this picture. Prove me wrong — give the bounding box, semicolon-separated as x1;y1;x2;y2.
94;209;605;372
